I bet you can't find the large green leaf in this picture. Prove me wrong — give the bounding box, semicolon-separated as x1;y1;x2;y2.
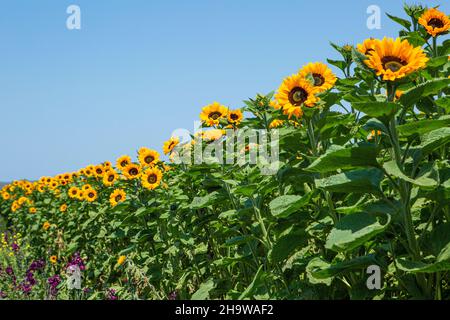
325;212;391;252
396;243;450;273
397;116;450;137
191;279;216;300
309;255;377;279
383;160;438;188
268;227;307;264
269;192;314;218
190;191;224;209
306;144;379;173
351;101;401;118
412;127;450;161
315;168;384;194
399;78;450;107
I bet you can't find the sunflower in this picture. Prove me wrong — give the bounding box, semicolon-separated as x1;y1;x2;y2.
269;119;285;129
29;207;37;214
84;189;98;202
227;109;243;125
141;167;163;190
138;148;160;167
202;129;224;142
109;189;126;207
103;161;112;169
116;155;132;171
418;8;450;37
123;163;141;180
364;37;429;81
49;255;57;264
76;190;85;200
60;204;67;212
269;100;283;110
200;102;228;126
299;62;337;92
357;38;378;56
43;221;51;230
275;74;319;118
68;187;79;199
103;170;118;187
82;184;92;191
1;192;10;200
94;165;105;177
163;137;179;155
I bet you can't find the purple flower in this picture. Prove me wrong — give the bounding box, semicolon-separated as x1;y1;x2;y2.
6;266;14;276
21;283;32;295
67;252;86;271
0;290;6;299
48;275;61;297
11;242;20;252
28;259;45;272
168;291;177;300
106;289;118;300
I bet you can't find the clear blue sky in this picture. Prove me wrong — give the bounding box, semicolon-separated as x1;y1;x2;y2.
0;0;448;181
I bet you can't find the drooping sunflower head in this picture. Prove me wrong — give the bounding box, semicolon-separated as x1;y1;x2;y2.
275;74;319;119
116;155;132;171
364;37;429;81
103;170;118;186
141;167;163;190
109;189;126;207
138;147;160;167
163;137;179;155
123;163;141;180
418;8;450;37
299;62;337;92
227;109;243;125
357;38;378;56
83;189;98;202
200;102;228;126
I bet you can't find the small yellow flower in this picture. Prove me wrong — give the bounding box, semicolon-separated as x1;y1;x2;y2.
29;207;37;214
60;204;67;212
50;255;57;264
117;255;126;266
43;221;51;230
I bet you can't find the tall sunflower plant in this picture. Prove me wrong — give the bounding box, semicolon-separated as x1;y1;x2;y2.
0;4;449;300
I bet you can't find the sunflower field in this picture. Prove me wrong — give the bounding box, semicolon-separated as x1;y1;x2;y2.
1;4;450;300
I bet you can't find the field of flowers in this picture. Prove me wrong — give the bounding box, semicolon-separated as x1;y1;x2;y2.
1;4;449;300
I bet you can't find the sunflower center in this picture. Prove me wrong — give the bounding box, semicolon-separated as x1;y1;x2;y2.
230;113;239;120
108;175;115;182
147;174;157;184
382;56;406;72
96;169;102;174
145;155;154;164
428;18;444;29
115;195;122;202
120;161;128;167
288;87;308;106
129;168;138;176
209;112;222;120
312;73;325;86
88;192;94;198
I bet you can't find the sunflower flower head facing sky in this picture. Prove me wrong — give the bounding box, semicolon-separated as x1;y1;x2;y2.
363;37;429;81
163;136;179;155
200;102;228;127
418;7;450;37
357;38;378;56
275;74;319;119
227;109;243;126
138;147;160;167
116;155;132;171
110;189;126;207
298;62;337;92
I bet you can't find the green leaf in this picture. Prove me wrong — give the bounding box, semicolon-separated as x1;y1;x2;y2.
306;144;379;173
269;192;314;218
351;101;401;118
427;56;449;68
325;212;391;252
383;160;438;188
309;255;377;279
224;235;254;247
191;279;216;300
238;265;265;299
268;227;306;264
396;243;450;273
386;13;411;30
397;116;450;137
327;59;346;71
315;168;384;194
306;258;333;285
190;191;224;209
399;78;450;107
413;127;450;161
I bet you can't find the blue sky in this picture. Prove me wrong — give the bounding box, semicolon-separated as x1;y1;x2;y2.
0;0;448;181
